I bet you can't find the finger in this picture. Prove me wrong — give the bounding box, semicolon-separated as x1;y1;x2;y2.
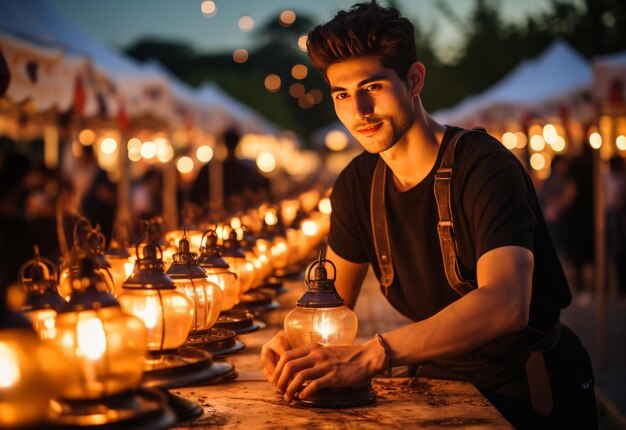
284;367;326;401
272;347;311;385
276;357;315;394
298;374;334;399
260;348;278;374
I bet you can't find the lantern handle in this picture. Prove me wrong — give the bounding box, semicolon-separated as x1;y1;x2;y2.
199;228;219;252
72;215;93;247
304;250;336;283
17;245;58;289
134;220;164;261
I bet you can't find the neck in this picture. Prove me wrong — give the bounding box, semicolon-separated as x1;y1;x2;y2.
380;113;446;192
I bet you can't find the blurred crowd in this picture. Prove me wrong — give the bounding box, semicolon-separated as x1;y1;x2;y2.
538;145;626;297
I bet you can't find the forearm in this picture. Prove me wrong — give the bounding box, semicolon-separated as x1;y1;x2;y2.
381;284;528;367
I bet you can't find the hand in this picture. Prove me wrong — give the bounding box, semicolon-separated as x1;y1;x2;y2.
260;330;292;383
272;338;385;402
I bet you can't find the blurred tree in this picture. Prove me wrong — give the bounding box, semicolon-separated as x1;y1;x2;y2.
124;0;626;144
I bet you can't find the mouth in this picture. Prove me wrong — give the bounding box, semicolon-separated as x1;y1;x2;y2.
356;122;382;135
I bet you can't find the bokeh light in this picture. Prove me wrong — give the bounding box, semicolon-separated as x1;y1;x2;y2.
233;49;248;64
589;132;602;149
238;15;254;32
176;156;194;173
297;35;308;52
140;141;157;159
264;74;281;92
529;153;546;170
501;132;517;150
325;130;349;151
256;152;276;173
200;0;217;17
196;145;214;162
291;64;308;80
100;137;117;155
79;129;95;146
279;10;296;26
617;135;626;151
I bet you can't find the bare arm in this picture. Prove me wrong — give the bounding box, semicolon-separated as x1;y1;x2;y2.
273;245;533;400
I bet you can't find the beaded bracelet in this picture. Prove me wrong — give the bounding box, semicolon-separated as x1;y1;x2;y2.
374;333;393;376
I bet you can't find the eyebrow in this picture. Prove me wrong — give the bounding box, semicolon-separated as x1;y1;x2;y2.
330;75;389;93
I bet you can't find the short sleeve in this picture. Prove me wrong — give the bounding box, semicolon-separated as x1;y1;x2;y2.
328;169;370;263
457;142;536;260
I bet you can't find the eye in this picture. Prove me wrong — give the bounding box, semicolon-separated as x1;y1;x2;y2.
334;92;349;100
365;83;382;91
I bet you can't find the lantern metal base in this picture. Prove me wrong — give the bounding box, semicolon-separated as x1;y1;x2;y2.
214;308;264;334
185;327;246;358
142;347;237;389
240;289;280;313
162;390;203;422
290;381;376;409
48;387;176;429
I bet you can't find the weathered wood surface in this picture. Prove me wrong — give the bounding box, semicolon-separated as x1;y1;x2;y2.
173;269;513;429
172;378;513;429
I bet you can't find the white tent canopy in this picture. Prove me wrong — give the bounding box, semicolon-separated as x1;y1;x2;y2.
593;50;626;105
433;39;593;128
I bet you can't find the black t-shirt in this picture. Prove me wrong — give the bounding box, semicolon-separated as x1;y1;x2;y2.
329;126;571;366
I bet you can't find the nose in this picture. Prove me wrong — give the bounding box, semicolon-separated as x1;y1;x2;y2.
354;93;373;121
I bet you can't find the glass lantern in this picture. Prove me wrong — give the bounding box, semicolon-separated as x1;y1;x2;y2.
50;257;148;400
0;306;66;428
197;230;239;312
118;240;194;352
283;253;374;408
165;230;223;332
59;220;115;301
222;227;255;296
18;247;67;340
284;255;357;347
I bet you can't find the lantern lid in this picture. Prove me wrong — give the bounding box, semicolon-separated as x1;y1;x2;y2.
296;252;345;308
221;229;245;259
19;246;67;312
197;230;230;269
60;257;120;312
165;231;207;279
123;241;175;290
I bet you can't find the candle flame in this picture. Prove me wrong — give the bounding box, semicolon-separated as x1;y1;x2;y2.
77;316;107;361
0;342;21;388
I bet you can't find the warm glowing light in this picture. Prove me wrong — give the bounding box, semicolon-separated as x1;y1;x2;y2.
543;124;558;145
201;0;216;17
501;132;517;150
515;132;527;149
140;141;157;159
319;198;332;215
589;132;602;149
279;10;296;26
297;35;308;52
256;152;276;173
529;135;546;151
302;220;319;237
132;295;159;330
528;124;543;137
79;129;96;146
291;64;308;80
552;136;566;152
77;316;107;361
0;342;20;388
196;145;214;162
176;156;194;173
325;130;349;151
233;49;248;63
298;94;315;109
128;138;142;162
530;153;546;170
157;144;174;163
617;135;626;151
265;210;278;226
238;15;254;32
100;137;117;154
230;217;241;230
289;83;305;98
264;74;281;92
309;89;323;104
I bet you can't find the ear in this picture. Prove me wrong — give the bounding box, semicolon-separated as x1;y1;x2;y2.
406;62;425;97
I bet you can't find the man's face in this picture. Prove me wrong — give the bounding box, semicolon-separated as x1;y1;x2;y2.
327;55;416;154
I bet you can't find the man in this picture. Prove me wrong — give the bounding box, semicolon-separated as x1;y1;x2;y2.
261;2;597;428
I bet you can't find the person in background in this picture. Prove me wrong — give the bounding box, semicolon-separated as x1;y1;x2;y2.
189;126;271;215
605;155;626;295
260;2;597;428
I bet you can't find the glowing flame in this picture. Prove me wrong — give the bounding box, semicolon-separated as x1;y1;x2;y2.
77;316;107;361
0;342;21;388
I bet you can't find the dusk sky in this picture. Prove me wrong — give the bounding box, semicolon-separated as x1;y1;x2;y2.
48;0;579;62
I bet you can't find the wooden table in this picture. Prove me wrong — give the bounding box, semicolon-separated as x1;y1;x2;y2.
173;269;513;429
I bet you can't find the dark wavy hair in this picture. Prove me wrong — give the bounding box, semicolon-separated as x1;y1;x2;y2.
306;1;418;83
